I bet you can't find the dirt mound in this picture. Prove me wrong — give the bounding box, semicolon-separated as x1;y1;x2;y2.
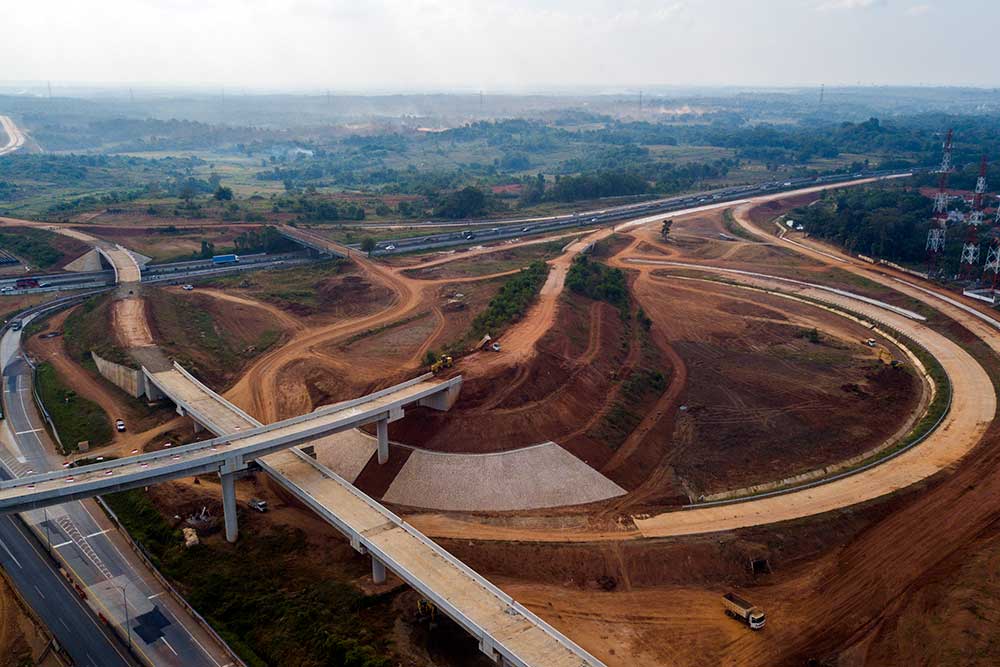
391;291;673;484
145;287;294;389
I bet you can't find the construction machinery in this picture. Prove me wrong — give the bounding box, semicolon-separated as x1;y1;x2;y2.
722;592;766;630
430;354;453;374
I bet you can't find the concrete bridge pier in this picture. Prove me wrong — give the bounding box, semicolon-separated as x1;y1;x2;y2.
371;557;386;585
376;420;389;465
220;469;239;543
376;407;405;465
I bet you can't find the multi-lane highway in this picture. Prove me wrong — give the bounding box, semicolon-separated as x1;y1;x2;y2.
0;115;26;156
0;317;234;666
357;169;913;256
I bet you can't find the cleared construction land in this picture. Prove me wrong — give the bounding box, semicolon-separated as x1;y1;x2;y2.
15;178;1000;666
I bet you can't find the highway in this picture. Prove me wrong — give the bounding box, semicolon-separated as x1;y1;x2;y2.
350;170;913;257
0;318;235;666
0;115;26;156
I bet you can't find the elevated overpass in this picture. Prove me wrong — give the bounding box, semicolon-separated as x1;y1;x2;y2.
0;368;462;541
277;226;349;257
96;245;143;284
0;363;602;666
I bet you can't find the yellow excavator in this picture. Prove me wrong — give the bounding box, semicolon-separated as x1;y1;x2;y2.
430;354;453;374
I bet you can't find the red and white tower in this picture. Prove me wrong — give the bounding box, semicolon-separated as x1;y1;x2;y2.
961;156;989;277
926;129;954;257
968;156;989;226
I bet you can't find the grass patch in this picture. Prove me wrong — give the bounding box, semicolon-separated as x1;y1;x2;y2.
63;294;135;367
202;259;347;311
722;209;759;241
103;490;396;667
35;362;112;452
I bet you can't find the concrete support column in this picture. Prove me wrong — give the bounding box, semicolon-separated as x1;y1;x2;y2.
192;418;204;434
376;419;389;465
371;557;386;585
220;471;238;543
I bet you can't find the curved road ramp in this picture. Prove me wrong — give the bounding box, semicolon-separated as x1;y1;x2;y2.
0;366;605;667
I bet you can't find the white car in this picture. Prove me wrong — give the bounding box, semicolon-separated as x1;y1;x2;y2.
385;244;396;251
115;419;126;432
491;342;502;352
182;284;194;291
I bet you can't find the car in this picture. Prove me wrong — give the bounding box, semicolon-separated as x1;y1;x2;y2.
385;244;396;251
522;226;532;232
0;286;12;293
247;498;268;513
115;419;126;432
491;342;501;352
182;284;194;291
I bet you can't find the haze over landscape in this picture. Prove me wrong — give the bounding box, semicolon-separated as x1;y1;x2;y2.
5;0;1000;90
2;2;1000;667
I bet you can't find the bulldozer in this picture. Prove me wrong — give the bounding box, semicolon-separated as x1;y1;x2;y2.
430;354;453;374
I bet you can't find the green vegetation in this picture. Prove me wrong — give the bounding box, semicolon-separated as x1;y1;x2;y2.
202;260;347;313
721;209;758;241
469;261;549;340
588;358;667;450
0;228;65;267
103;490;394;667
35;362;112;452
63;295;135;367
791;186;931;264
565;256;629;314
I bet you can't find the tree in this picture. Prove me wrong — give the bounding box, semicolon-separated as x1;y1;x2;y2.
660;219;673;240
200;240;215;259
361;237;376;256
214;185;234;201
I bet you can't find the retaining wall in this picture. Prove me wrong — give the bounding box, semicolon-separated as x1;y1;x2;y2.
91;352;143;398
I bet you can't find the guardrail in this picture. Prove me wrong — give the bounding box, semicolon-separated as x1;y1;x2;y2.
94;496;248;667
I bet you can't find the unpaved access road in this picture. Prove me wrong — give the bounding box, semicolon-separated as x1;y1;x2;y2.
625;262;994;537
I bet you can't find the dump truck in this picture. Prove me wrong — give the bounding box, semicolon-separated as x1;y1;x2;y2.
722;592;766;630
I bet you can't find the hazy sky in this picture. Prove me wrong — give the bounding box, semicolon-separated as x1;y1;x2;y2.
4;0;997;91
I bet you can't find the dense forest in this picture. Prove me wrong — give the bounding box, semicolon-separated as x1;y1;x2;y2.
791;187;932;263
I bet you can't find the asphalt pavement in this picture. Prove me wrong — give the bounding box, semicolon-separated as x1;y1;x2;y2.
0;320;231;666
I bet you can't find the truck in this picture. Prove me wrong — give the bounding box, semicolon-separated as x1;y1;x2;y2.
722;593;766;630
211;254;240;266
14;278;39;289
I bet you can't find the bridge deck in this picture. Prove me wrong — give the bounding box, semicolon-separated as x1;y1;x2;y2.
0;363;599;665
263;450;595;667
96;246;142;283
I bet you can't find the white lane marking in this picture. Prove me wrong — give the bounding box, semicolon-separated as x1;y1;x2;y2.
84;528;110;538
147;591;164;599
161;637;178;656
14;429;42;435
0;538;21;568
60;618;70;630
51;540;73;549
34;585;45;599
